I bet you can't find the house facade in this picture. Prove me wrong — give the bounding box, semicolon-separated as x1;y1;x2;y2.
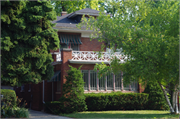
15;8;145;111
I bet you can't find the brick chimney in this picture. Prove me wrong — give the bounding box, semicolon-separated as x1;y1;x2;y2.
61;11;67;16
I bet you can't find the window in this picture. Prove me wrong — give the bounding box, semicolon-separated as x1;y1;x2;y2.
60;43;79;51
57;81;61;92
90;70;97;90
115;72;121;90
107;72;113;90
60;44;68;50
81;70;138;91
71;44;79;51
130;81;138;91
99;75;105;90
82;70;88;90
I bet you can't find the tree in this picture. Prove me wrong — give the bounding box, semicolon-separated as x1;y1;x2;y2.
59;65;87;113
143;81;169;110
1;1;59;87
51;0;104;16
78;0;179;114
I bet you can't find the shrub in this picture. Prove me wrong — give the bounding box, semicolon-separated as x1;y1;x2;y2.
1;106;29;118
85;92;149;111
58;66;87;114
1;89;16;107
85;93;109;111
143;81;169;110
1;89;29;118
14;107;29;118
44;101;63;114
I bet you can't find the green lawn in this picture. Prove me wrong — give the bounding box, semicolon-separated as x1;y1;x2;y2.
62;110;179;119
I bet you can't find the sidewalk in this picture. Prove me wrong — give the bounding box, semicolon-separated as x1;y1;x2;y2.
29;109;73;119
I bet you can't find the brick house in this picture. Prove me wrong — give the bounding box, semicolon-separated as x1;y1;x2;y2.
15;8;145;111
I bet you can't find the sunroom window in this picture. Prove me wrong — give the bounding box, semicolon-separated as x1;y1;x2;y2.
81;70;138;91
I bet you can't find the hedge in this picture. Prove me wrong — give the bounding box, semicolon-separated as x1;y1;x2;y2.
85;93;109;111
85;92;149;111
1;89;16;107
45;92;149;114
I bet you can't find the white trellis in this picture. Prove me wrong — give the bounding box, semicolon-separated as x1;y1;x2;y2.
72;51;126;62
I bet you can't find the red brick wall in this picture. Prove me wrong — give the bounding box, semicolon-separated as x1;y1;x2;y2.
70;64;96;70
60;49;72;96
54;64;61;71
80;37;105;51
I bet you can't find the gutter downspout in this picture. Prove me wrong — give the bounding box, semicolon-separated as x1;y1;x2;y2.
43;80;45;104
52;82;54;101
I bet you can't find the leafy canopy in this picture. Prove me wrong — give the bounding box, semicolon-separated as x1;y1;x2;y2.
78;0;179;87
1;1;59;86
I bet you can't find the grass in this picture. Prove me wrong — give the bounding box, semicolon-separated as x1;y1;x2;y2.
62;110;179;119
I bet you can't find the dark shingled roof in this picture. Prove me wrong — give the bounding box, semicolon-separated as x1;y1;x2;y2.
52;8;100;28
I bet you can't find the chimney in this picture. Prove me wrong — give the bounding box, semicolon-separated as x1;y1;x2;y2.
61;11;67;16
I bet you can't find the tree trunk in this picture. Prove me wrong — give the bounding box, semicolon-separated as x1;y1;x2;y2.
172;84;179;114
158;82;175;113
175;92;179;114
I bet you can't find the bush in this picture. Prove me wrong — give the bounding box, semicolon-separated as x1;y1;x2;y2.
85;93;109;111
143;81;169;110
85;92;149;111
56;66;87;114
1;106;29;118
1;89;16;107
1;89;29;118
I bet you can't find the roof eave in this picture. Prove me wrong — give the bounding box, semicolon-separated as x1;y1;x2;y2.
68;13;99;18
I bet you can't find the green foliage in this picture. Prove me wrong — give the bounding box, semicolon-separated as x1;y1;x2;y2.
85;93;109;111
78;0;179;112
143;82;169;110
1;89;16;106
1;1;59;86
51;0;105;16
85;92;149;111
1;89;29;118
1;106;29;118
58;65;87;114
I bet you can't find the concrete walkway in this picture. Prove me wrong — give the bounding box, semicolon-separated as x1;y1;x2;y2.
29;110;73;119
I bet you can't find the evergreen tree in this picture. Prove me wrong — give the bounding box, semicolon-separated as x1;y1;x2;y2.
143;82;169;110
1;1;59;86
59;66;87;113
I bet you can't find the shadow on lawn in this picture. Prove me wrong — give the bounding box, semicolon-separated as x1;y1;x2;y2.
64;112;180;118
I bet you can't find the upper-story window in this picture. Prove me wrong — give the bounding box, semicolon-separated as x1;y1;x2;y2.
60;43;79;51
59;34;82;51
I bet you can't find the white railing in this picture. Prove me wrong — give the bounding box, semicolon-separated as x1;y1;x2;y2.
56;53;61;61
72;51;126;62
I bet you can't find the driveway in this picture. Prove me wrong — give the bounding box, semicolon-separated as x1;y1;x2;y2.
29;110;73;119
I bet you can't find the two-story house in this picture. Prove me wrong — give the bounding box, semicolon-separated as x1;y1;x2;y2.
15;8;145;111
